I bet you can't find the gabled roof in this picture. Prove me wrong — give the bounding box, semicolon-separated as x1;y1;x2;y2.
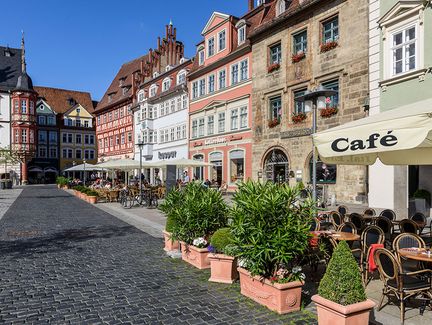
377;0;424;26
34;86;94;115
0;46;22;92
36;98;56;115
201;12;231;35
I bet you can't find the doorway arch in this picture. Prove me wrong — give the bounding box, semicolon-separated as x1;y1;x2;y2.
263;148;289;183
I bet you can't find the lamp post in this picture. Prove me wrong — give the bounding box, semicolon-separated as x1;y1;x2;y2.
294;85;337;203
136;142;144;198
83;159;86;186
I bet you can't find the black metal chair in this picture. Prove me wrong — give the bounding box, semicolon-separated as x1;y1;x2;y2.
338;221;357;234
319;221;336;231
375;216;393;248
349;213;365;233
410;212;428;235
379;209;396;221
374;248;432;324
392;233;426;273
399;219;419;235
310;218;320;231
337;205;348;217
329;211;343;227
363;207;376;216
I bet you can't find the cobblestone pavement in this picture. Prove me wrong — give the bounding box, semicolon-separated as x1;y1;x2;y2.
0;185;317;324
0;187;23;221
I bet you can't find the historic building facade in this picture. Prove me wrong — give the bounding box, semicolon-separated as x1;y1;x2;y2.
133;58;192;183
187;6;264;189
96;23;184;163
249;0;370;204
368;0;432;217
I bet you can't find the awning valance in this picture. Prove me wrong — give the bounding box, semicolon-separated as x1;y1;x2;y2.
313;98;432;165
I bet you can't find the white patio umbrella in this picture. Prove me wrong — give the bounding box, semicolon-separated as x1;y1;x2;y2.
65;163;105;172
97;159;162;170
156;158;214;167
313;98;432;165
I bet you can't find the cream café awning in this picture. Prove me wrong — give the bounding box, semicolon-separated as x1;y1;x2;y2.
313;98;432;165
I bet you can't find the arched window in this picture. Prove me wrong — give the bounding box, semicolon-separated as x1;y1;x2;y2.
193;154;204;181
309;156;337;184
177;69;187;85
149;84;157;98
263;149;289;183
162;78;171;92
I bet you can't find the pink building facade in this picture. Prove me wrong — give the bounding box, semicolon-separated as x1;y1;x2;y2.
188;9;262;190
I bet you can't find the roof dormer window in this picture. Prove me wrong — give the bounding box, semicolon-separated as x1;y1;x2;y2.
122;87;129;95
276;0;288;17
177;70;187;85
119;77;126;87
165;65;172;72
149;84;157;98
153;71;159;78
162;78;171;92
238;25;246;45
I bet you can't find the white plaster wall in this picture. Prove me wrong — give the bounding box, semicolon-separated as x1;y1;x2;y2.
0;93;11;149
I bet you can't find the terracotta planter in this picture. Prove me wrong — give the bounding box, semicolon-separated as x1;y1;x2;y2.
312;294;375;325
74;190;79;197
57;184;61;189
180;242;210;269
208;254;238;284
238;267;303;314
88;196;97;204
62;185;68;190
163;231;179;251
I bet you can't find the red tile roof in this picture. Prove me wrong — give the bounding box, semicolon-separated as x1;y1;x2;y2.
34;86;95;114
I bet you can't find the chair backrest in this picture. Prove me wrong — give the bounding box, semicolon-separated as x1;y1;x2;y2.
375;217;393;236
338;222;357;234
349;213;365;231
392;233;425;251
319;221;336;231
363;208;376;216
337;205;348;216
310;218;320;231
329;211;343;226
410;212;426;224
379;209;396;221
361;225;385;251
399;219;419;234
374;248;400;285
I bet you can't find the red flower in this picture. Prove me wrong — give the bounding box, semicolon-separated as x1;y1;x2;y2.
320;41;338;53
291;52;306;63
267;63;280;73
320;107;338;118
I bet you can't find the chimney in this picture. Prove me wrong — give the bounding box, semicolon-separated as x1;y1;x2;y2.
248;0;254;11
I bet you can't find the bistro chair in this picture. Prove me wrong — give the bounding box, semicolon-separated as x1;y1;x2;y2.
319;221;336;231
337;205;348;217
363;208;377;216
349;213;365;233
329;211;343;227
374;248;432;324
375;216;394;248
319;235;338;265
392;233;426;273
399;219;419;235
410;212;429;235
379;209;396;221
310;218;320;232
338;222;357;234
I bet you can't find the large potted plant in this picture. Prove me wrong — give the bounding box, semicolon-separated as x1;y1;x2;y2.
159;189;184;251
231;181;314;314
56;176;69;189
312;241;375;325
170;182;228;269
86;189;98;204
208;228;238;284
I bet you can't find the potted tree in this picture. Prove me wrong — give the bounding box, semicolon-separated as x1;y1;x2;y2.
87;189;98;204
312;241;375;324
231;181;314;314
159;188;184;252
208;228;238;284
170;182;228;269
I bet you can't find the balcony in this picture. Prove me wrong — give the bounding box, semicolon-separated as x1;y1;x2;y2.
138;144;153;158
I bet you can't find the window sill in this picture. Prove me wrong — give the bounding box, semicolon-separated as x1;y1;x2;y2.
380;68;429;89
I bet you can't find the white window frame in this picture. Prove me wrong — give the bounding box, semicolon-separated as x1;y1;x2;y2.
198;49;205;65
207;36;215;57
240;59;249;81
276;0;286;17
218;69;226;90
162;77;171;92
218;29;226;52
208;74;215;93
149;84;157;98
177;70;187;85
231;63;239;85
238;25;246;45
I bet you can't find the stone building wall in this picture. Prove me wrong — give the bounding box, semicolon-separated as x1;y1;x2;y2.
251;0;370;204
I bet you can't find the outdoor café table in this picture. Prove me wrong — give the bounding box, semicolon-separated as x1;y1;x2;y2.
313;231;360;242
398;247;432;264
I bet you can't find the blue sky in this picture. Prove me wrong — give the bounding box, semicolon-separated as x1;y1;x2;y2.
1;0;248;101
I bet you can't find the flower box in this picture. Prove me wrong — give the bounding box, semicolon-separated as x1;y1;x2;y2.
320;41;338;53
163;230;179;252
209;254;238;284
291;52;306;63
238;267;303;314
267;63;280;73
268;119;280;128
180;242;210;269
292;112;307;124
312;294;375;325
320;107;338;118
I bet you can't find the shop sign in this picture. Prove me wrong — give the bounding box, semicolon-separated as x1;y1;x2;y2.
204;137;227;146
158;151;177;159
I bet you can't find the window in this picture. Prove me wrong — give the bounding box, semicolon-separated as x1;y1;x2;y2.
150;85;157;97
178;72;186;85
238;26;246;45
198;118;205;137
48;116;55;125
121;133;125;144
84;150;89;160
138;92;144;102
218;30;226;51
181;124;186;139
68;149;73;159
164;129;169;143
68;134;73;143
38;146;46;158
391;25;416;75
76;134;82;144
176;126;181;139
240;107;248;128
276;0;286;16
76;149;82;159
198;49;205;65
109;112;112;121
97;116;101;125
128;132;132;142
104;138;108;148
322;80;339;108
270;96;282;122
208;37;215;57
176;97;181;111
89;150;95;160
14;100;19;113
170;128;175;141
219;70;226;89
207;116;214;135
38;116;46;125
89;135;95;145
199;79;206;96
62;149;67;158
240;60;248;81
293;30;307;54
270;43;282;64
84;134;90;144
14;130;19;143
114;110;118;119
192;120;198;138
49;147;57;158
182;94;188;109
310;157;337;184
49;132;57;143
163;78;171;91
38;131;47;144
30;101;34;114
115;135;119;145
208;75;215;93
84;120;89;128
122;87;128;96
21;100;27;114
109;137;113;147
322;16;339;44
193;154;204;181
75;119;81;127
231;64;239;85
103;114;107;123
230;109;238;130
170;99;175;113
230;150;245;183
294;89;307;114
218;112;225;133
192;82;198;99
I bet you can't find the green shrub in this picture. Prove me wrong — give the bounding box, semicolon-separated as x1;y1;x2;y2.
87;190;98;197
56;176;69;186
159;188;185;232
230;181;315;279
318;241;366;306
168;182;228;244
413;189;431;205
210;228;234;255
165;216;176;233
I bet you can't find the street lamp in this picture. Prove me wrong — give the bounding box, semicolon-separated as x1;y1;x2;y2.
83;159;86;186
294;85;337;203
136;142;144;198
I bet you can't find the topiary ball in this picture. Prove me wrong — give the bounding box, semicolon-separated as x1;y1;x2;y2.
210;228;233;254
